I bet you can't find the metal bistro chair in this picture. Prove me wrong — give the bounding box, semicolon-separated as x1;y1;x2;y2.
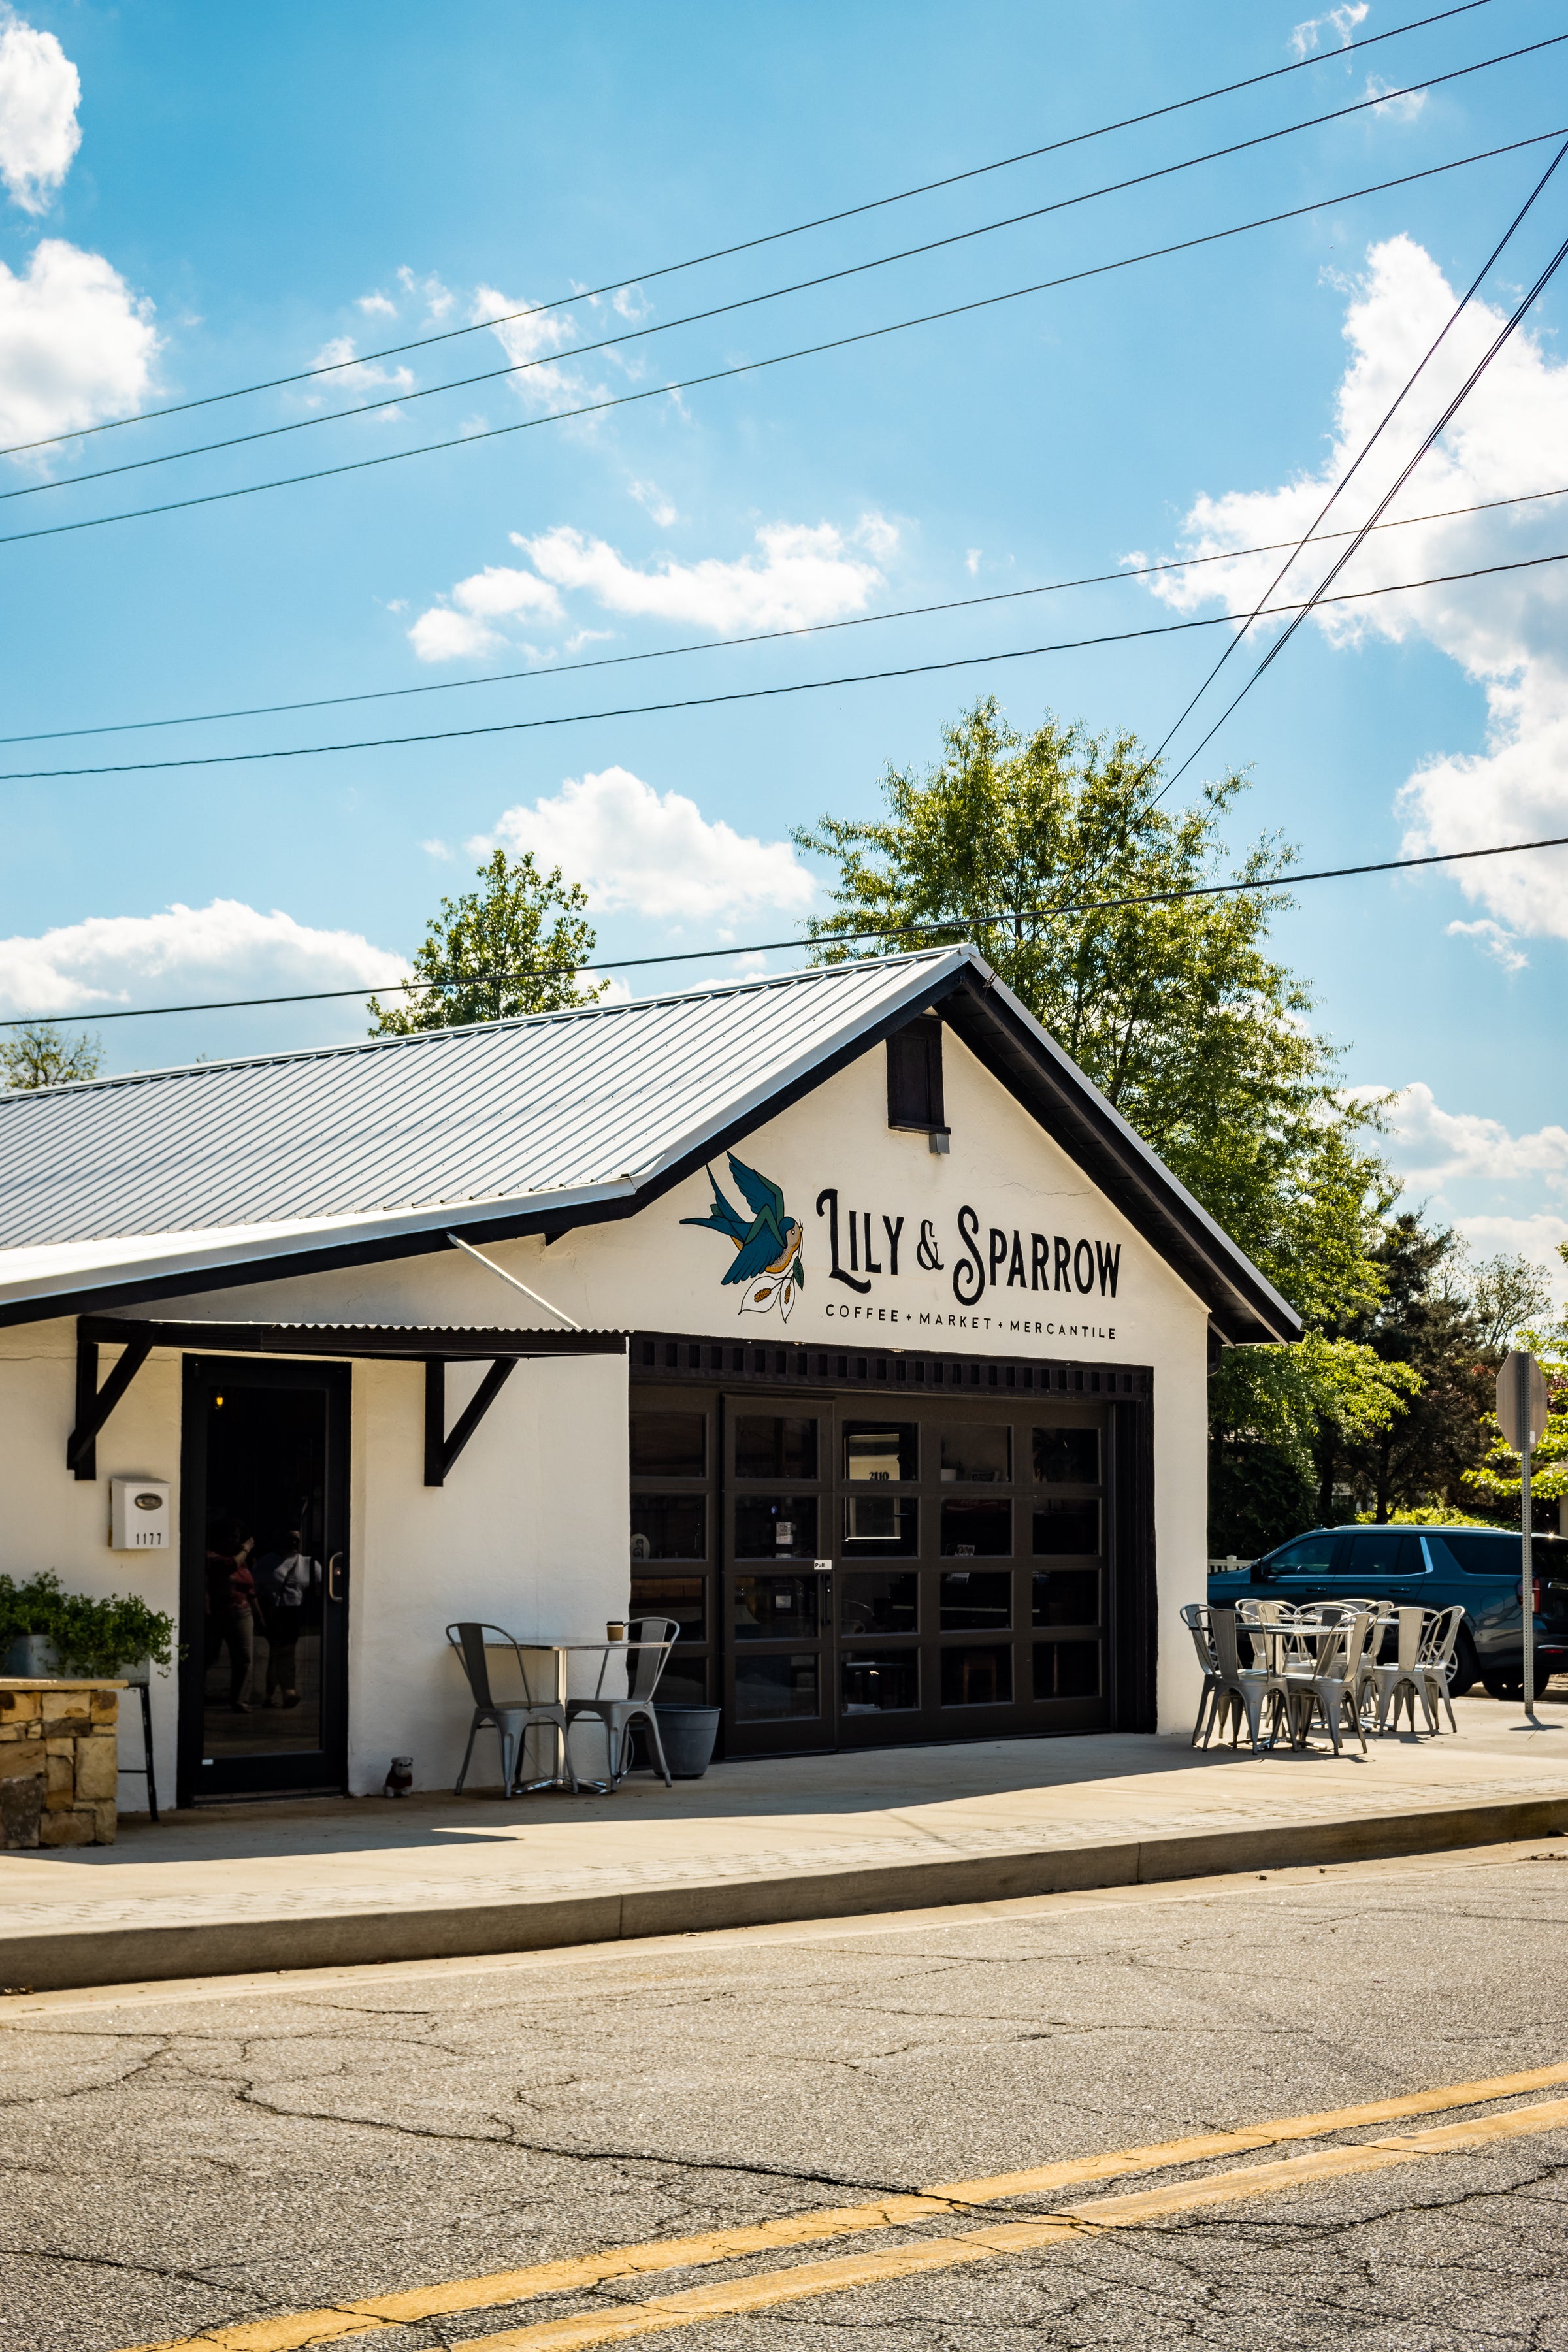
1368;1605;1435;1736
1283;1609;1372;1756
446;1623;576;1795
1208;1605;1290;1753
1180;1603;1223;1748
1416;1604;1465;1735
565;1618;679;1789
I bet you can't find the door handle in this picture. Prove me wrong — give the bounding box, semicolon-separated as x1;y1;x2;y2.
327;1552;347;1603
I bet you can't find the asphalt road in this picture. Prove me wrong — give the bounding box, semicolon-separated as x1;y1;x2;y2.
4;1840;1568;2352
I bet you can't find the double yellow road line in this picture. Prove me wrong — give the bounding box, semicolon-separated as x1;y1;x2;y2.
129;2061;1568;2352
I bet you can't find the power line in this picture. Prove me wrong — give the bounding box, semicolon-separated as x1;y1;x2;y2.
3;547;1561;783
1155;210;1568;800
0;0;1495;463
7;824;1564;1033
1;125;1558;555
8;37;1556;510
1141;129;1568;791
7;478;1563;751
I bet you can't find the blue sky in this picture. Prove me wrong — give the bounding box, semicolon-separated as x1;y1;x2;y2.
1;0;1565;1297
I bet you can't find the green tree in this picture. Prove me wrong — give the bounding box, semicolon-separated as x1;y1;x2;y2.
1465;1249;1555;1360
1464;1242;1568;1522
1320;1215;1492;1523
369;849;604;1032
796;698;1412;1549
0;1021;103;1089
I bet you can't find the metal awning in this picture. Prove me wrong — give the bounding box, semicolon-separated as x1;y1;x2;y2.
70;1314;626;1488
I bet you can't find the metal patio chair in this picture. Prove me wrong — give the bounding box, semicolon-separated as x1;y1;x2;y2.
1208;1605;1290;1754
1180;1603;1222;1748
565;1618;679;1789
446;1622;576;1795
1415;1604;1465;1734
1367;1605;1434;1735
1282;1609;1372;1756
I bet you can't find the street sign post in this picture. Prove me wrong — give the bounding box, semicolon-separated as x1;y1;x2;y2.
1496;1350;1550;1721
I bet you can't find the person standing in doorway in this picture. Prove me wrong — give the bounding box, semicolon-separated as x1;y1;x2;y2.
256;1530;320;1709
205;1519;260;1712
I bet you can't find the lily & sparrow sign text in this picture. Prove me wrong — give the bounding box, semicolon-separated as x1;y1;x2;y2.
815;1186;1122;1336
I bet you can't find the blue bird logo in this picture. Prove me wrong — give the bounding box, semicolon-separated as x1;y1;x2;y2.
681;1154;805;1322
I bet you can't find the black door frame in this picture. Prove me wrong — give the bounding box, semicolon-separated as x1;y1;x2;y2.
177;1354;352;1805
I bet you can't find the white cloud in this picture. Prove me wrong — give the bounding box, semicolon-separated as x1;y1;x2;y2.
472;282;596;415
1364;73;1426;123
1445;1213;1568;1313
0;900;404;1017
1364;1081;1568;1192
0;237;159;451
1289;3;1366;59
357;291;398;319
407;563;564;662
306;333;414;406
397;266;455;322
0;8;80;212
1446;917;1527;975
629;477;679;527
1142;233;1568;941
513;515;894;634
965;548;981;576
481;766;817;922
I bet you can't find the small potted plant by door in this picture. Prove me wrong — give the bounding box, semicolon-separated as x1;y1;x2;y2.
0;1571;176;1684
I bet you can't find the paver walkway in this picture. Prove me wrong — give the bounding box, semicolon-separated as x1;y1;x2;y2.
4;1695;1568;1972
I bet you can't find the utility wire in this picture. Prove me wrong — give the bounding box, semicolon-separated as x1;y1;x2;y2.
1155;211;1568;800
3;548;1563;782
1140;131;1568;791
0;125;1558;555
0;0;1494;463
7;824;1564;1032
7;479;1563;750
7;38;1554;509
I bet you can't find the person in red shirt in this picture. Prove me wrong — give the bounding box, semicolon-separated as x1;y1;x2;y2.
205;1519;260;1712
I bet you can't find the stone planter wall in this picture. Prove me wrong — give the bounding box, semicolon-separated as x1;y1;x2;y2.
0;1679;123;1848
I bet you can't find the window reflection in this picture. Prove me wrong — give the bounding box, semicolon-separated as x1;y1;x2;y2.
841;1571;918;1635
941;1497;1011;1556
843;1422;917;1482
1034;1639;1100;1699
939;1644;1013;1707
733;1575;819;1641
735;1415;818;1480
843;1652;919;1714
734;1494;818;1560
630;1574;707;1641
939;1569;1011;1630
629;1495;706;1561
1031;1568;1099;1626
1032;1500;1099;1556
939;1425;1011;1482
1033;1426;1099;1485
842;1494;918;1555
630;1411;705;1478
735;1654;819;1720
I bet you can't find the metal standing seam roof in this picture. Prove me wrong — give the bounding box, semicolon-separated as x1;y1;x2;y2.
0;945;1301;1343
0;950;958;1250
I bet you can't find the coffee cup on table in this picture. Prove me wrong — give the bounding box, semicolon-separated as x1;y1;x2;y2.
607;1620;628;1642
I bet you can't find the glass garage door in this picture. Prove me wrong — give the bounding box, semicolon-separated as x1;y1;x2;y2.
630;1380;1112;1758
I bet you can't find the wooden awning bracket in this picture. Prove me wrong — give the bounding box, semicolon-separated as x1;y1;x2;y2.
68;1330;154;1481
424;1356;517;1487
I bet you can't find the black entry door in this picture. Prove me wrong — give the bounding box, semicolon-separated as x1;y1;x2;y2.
178;1356;351;1802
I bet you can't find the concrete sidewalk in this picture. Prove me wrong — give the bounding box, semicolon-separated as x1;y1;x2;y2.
5;1694;1568;1991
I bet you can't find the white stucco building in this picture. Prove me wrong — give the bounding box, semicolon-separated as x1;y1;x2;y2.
0;947;1298;1807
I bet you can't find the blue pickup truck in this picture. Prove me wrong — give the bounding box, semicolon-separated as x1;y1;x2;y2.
1208;1524;1568;1699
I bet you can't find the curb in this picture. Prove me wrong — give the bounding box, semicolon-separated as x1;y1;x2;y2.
5;1791;1567;1991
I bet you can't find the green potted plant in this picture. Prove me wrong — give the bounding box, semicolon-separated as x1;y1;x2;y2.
0;1572;176;1682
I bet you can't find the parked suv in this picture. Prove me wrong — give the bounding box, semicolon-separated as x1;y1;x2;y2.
1209;1526;1568;1700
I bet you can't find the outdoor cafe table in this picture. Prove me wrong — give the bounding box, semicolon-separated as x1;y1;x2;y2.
483;1637;661;1792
